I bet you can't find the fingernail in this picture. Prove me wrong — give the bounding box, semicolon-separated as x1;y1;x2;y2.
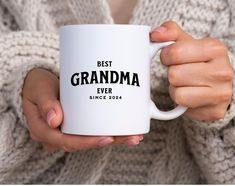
98;138;114;147
124;140;140;146
47;109;56;127
152;26;167;33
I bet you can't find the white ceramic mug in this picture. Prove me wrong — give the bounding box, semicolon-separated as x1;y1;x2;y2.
59;24;187;136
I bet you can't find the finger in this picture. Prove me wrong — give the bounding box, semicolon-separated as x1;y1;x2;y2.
38;98;63;128
61;134;114;152
24;99;63;148
184;103;229;121
168;60;234;87
24;68;63;128
160;38;228;66
150;20;192;42
25;99;115;151
37;88;63;128
168;62;210;87
169;85;229;108
113;135;144;145
36;87;63;128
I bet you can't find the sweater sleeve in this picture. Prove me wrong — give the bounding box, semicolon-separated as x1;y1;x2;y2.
0;31;60;128
0;31;66;184
182;53;235;184
182;0;235;183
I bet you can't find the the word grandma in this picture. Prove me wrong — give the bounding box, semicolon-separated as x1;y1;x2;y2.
71;71;140;87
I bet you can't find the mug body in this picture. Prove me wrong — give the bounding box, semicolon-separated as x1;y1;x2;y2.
60;24;152;135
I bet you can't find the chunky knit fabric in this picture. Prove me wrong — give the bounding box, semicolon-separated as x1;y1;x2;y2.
0;0;235;184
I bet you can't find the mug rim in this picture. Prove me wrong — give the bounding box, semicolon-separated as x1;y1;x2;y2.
60;24;150;30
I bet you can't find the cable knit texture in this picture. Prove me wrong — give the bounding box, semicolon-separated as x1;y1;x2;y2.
0;0;235;184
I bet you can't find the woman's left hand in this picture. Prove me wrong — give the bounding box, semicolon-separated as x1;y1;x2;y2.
150;21;234;121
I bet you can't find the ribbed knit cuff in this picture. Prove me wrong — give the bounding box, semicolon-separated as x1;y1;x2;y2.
0;31;59;128
183;52;235;130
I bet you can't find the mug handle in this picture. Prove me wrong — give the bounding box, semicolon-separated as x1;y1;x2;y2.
149;41;187;120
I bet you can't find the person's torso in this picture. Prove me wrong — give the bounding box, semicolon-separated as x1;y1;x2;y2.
1;0;229;184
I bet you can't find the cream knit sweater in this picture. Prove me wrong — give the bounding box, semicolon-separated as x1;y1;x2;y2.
0;0;235;184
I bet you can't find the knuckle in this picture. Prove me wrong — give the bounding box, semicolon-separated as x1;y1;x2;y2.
163;20;179;30
206;38;228;55
62;143;75;152
62;137;76;152
225;68;234;81
216;44;228;56
218;89;233;102
219;44;228;55
40;99;57;115
168;44;182;64
209;108;226;120
173;88;186;106
213;68;234;81
162;20;181;38
168;66;180;86
205;38;220;47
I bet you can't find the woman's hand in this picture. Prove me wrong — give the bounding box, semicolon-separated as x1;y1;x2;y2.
150;21;234;121
23;68;143;152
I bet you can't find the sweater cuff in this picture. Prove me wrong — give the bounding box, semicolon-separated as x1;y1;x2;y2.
0;31;59;128
183;52;235;130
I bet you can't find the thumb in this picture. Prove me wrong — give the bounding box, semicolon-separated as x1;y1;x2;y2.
37;95;63;129
36;75;63;128
150;20;192;42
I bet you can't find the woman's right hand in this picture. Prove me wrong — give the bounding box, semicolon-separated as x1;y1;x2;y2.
22;68;143;152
